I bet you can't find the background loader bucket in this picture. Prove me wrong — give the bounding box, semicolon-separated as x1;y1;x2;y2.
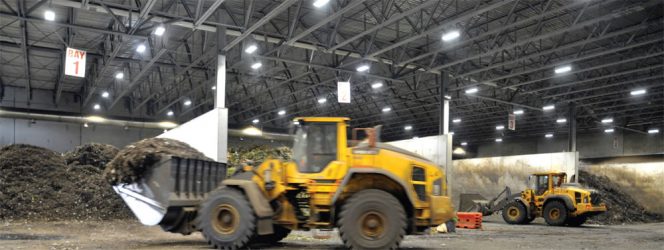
458;193;488;212
113;156;227;226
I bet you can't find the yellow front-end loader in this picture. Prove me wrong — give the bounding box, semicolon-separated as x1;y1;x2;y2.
196;117;455;249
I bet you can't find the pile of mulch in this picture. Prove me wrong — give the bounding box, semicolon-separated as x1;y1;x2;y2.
579;170;663;224
64;143;119;169
227;145;292;168
0;144;131;221
104;138;211;185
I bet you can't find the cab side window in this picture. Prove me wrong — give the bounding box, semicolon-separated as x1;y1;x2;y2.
536;175;549;195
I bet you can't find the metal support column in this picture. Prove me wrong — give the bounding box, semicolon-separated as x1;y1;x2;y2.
568;102;578;182
439;74;453;196
215;11;229;163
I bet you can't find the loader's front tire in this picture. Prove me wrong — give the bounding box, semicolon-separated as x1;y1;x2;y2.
502;201;527;224
250;225;291;246
338;189;407;250
198;187;255;249
566;215;587;227
543;200;568;226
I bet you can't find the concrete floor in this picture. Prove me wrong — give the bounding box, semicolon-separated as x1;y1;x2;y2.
1;216;663;249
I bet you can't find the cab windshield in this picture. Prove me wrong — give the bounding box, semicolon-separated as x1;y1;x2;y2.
292;122;337;173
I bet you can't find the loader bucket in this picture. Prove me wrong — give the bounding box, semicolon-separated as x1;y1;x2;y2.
458;193;488;212
113;156;227;226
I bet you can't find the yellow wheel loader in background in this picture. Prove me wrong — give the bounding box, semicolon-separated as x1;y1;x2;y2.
460;172;606;226
113;117;455;250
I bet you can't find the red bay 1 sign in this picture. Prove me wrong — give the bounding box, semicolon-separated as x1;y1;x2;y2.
65;47;86;78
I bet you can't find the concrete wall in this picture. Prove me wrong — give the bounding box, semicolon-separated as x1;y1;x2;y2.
475;130;664;158
0;117;162;153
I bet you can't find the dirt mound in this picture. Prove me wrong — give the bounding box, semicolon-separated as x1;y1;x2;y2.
0;144;131;221
104;138;211;185
64;143;119;169
579;170;663;224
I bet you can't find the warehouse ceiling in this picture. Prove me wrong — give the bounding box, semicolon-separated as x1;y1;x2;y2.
0;0;662;143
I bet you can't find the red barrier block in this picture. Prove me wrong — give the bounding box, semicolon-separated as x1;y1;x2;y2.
456;212;483;229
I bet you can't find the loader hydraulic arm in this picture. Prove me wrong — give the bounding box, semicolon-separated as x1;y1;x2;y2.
478;186;521;216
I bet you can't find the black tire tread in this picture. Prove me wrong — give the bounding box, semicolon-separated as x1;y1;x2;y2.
338;189;407;250
543;200;568;226
197;187;256;250
502;201;527;225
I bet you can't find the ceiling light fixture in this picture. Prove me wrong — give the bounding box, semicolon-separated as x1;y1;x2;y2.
136;44;146;53
461;142;468;146
115;72;124;79
371;82;383;89
452;118;461;123
251;62;262;69
211;85;216;90
556;118;567;123
648;128;660;134
252;119;259;124
630;89;647;96
44;10;55;21
545;133;553;138
244;44;258;54
554;65;572;74
604;128;614;133
158;121;178;128
278;110;286;116
496;125;505;130
465;87;478;94
382;107;392;113
86;116;106;123
495;138;503;142
313;0;330;8
167;110;174;116
317;98;327;104
242;126;263;136
101;91;109;98
543;105;555;111
356;64;370;72
83;123;89;128
513;110;524;115
154;25;166;36
184;100;192;106
441;30;460;41
404;125;413;131
93;104;101;110
601;118;613;124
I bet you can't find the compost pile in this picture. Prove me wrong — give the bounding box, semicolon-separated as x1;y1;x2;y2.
64;143;119;169
227;145;292;169
579;170;663;224
0;144;131;221
104;138;211;185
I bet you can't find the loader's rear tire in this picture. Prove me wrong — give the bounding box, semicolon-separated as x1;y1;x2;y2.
338;189;407;250
198;187;255;249
502;201;527;224
566;216;588;227
543;201;568;226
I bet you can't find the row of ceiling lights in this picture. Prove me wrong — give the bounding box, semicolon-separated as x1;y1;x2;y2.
43;9;179;116
47;3;658;139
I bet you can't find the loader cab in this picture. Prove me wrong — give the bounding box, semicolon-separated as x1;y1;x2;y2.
291;117;349;173
531;172;567;195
